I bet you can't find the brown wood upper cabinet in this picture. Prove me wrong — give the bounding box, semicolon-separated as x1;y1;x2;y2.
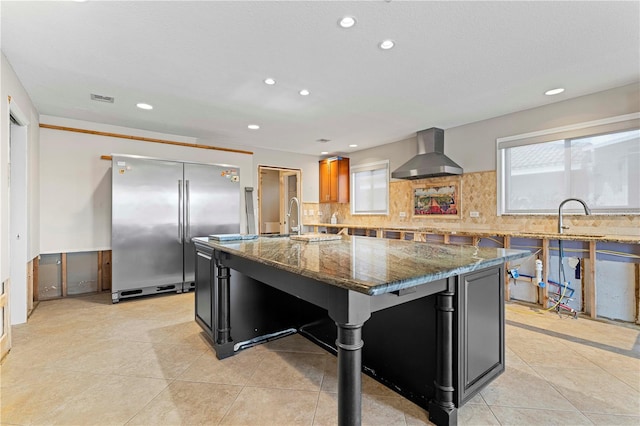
319;157;349;203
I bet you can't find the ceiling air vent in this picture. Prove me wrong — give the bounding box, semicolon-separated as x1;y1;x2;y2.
316;138;331;143
90;93;115;103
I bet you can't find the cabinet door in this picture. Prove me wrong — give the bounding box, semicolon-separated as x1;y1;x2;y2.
195;250;214;338
337;157;350;203
319;158;350;203
456;266;505;405
319;159;331;203
329;159;339;202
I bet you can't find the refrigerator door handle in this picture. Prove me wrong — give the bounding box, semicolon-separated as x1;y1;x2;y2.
186;179;191;240
178;180;183;243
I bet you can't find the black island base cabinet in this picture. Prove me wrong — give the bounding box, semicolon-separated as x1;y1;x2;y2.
193;236;526;426
194;246;326;355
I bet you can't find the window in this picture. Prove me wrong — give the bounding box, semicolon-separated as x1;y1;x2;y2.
351;160;389;215
497;113;640;215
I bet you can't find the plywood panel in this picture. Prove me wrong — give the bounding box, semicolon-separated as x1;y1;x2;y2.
101;251;112;291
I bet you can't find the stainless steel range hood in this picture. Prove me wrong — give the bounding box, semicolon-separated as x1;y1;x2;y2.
391;128;463;180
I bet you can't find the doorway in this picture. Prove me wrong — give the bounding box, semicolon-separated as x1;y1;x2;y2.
257;166;301;235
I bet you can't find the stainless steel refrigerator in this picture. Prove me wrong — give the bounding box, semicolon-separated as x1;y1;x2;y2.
111;155;240;303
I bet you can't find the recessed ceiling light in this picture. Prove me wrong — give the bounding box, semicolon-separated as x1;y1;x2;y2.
299;89;310;96
136;103;153;110
349;144;358;148
264;78;276;85
321;151;329;155
248;124;260;130
379;40;395;50
338;16;356;28
544;87;565;96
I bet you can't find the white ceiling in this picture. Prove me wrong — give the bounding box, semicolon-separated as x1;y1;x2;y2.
2;0;639;156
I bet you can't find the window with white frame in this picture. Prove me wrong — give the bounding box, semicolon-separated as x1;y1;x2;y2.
497;113;640;215
351;160;389;215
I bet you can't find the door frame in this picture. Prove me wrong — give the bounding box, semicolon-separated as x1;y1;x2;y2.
257;165;301;235
281;171;299;234
2;97;30;359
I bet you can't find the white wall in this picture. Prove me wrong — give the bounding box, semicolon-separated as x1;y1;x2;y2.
349;83;640;174
1;53;40;282
446;83;640;172
38;116;322;253
39;116;254;253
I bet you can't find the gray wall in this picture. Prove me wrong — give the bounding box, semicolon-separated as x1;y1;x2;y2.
349;83;640;174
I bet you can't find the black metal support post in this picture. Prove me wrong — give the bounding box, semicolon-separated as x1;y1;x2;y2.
429;284;457;426
213;252;234;359
336;323;364;426
216;263;231;344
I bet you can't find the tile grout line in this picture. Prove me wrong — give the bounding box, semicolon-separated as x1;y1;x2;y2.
122;377;177;426
310;354;327;425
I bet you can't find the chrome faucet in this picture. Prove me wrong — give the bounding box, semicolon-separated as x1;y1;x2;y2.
287;196;302;235
558;198;591;234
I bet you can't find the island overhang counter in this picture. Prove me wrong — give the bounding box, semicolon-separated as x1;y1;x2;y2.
193;235;530;426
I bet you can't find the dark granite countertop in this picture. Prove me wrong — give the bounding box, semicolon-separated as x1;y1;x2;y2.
193;235;530;296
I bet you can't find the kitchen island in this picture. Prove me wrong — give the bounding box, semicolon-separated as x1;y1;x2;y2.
193;235;529;426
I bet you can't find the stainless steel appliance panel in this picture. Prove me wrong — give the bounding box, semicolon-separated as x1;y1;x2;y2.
183;163;240;283
112;156;184;291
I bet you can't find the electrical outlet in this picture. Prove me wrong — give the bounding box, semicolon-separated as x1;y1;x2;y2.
470;211;480;218
399;212;407;218
318;211;323;216
304;210;308;216
309;210;314;216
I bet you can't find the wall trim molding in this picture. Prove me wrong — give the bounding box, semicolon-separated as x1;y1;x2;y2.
39;123;254;155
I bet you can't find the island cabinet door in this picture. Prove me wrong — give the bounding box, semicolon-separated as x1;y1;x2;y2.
194;249;214;339
455;266;505;405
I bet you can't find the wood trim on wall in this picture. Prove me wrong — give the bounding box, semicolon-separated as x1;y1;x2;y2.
0;279;10;361
541;239;549;306
588;241;597;318
33;257;39;302
101;250;112;291
34;250;112;300
504;235;511;301
40;123;254;155
635;264;640;325
98;252;103;292
61;253;68;297
27;260;33;314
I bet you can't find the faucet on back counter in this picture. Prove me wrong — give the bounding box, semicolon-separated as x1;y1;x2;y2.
287;196;302;235
558;197;591;234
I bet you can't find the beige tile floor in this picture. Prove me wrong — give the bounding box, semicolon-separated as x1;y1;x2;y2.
1;292;639;425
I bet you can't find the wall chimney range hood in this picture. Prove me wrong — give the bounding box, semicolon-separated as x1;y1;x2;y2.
391;128;463;180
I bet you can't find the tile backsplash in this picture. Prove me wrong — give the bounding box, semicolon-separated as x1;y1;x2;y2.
304;171;639;237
